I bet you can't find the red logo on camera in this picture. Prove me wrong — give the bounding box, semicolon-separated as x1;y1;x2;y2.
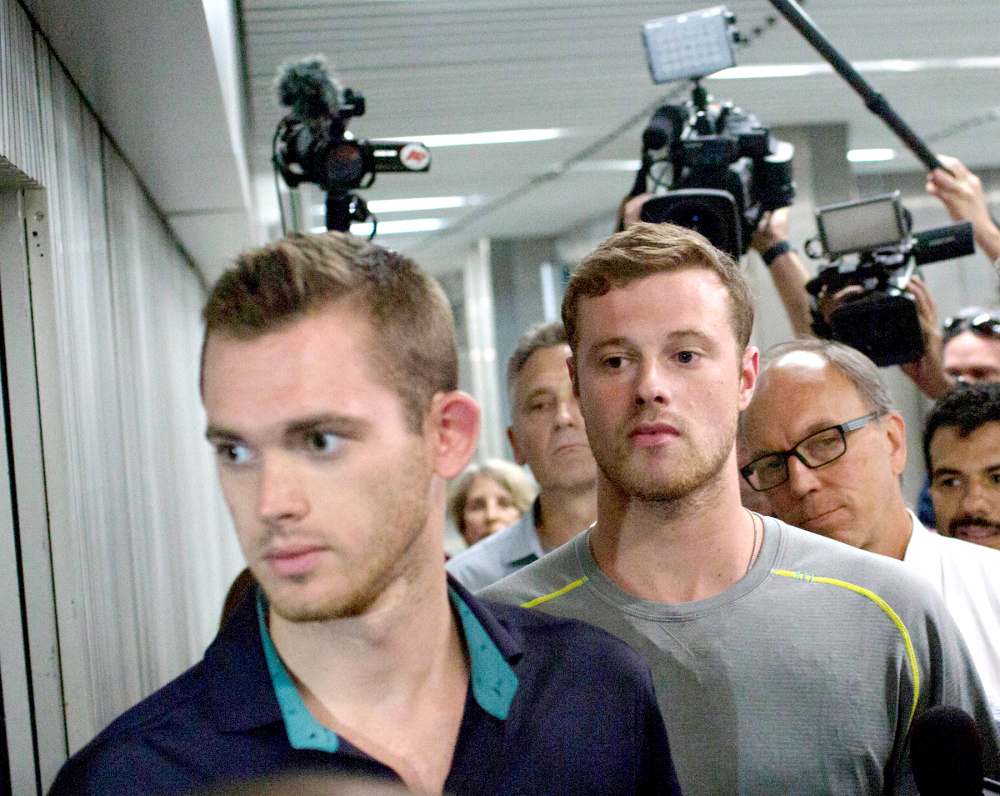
400;143;430;170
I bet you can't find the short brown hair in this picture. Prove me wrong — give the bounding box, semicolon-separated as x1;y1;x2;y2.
561;222;754;352
506;321;568;395
201;232;457;431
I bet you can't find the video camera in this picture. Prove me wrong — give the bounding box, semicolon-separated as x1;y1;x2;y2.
272;56;430;233
632;7;795;259
805;192;974;366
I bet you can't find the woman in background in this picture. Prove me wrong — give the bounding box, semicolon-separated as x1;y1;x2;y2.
448;459;536;548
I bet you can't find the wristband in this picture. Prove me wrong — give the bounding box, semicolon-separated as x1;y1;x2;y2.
762;240;793;267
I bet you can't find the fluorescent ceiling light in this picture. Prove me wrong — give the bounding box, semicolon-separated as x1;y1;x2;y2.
714;56;1000;80
570;159;642;172
383;128;565;148
847;148;896;163
347;217;447;236
368;195;478;213
313;195;479;216
714;63;829;79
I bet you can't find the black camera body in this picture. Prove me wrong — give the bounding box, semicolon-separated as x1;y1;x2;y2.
272;57;429;232
637;85;795;259
806;192;975;366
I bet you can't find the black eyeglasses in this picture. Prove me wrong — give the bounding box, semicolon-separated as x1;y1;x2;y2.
943;313;1000;344
740;411;884;492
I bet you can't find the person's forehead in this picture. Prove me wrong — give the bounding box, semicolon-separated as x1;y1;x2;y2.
943;331;1000;368
931;421;1000;471
514;344;572;394
202;305;396;430
757;355;856;409
576;269;731;344
467;474;508;496
746;357;865;444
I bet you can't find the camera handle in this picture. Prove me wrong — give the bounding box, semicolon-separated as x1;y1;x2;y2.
324;192;373;235
767;0;951;175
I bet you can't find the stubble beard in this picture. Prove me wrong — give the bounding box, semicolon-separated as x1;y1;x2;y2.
597;417;737;506
266;522;425;623
262;446;435;624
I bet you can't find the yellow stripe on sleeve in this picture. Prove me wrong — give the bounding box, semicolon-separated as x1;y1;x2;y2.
771;568;921;733
521;576;590;609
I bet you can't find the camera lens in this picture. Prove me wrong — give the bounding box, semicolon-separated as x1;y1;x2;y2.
667;203;725;245
325;141;365;188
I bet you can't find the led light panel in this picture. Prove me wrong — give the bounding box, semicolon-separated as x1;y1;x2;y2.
643;6;735;84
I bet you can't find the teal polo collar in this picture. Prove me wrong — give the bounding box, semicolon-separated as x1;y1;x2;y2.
255;586;518;754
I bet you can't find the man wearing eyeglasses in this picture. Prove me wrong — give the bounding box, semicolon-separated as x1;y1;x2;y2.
940;307;1000;385
900;283;1000;400
739;337;1000;724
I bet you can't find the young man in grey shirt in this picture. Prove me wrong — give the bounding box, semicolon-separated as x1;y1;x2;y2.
482;222;1000;794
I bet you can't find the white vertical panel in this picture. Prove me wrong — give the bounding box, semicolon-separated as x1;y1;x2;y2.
104;143;242;695
40;50;147;742
0;189;43;796
463;238;504;459
0;11;243;761
0;0;44;183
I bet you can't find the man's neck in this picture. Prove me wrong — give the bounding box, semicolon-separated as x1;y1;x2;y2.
269;567;468;793
589;468;759;604
867;500;914;561
536;486;597;552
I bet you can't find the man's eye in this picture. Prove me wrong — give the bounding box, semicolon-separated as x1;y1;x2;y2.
216;443;252;465
676;350;698;364
603;355;625;369
933;476;960;489
306;431;341;455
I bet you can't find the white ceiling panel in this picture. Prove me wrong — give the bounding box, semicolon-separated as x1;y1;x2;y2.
239;0;1000;265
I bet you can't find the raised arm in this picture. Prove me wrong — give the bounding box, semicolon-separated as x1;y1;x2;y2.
927;154;1000;263
750;208;814;338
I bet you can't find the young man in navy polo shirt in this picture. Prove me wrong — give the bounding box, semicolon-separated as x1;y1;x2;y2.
50;232;679;795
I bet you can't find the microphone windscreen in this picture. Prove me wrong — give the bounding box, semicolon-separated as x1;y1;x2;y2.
910;705;984;795
275;56;340;120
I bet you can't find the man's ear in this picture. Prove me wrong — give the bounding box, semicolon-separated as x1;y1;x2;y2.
567;355;579;398
737;346;760;411
884;410;908;476
427;391;480;479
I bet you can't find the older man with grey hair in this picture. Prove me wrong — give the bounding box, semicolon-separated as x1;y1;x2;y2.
447;321;597;590
739;337;1000;723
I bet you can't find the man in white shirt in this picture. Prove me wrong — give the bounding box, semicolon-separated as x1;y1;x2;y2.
924;383;1000;552
739;337;1000;722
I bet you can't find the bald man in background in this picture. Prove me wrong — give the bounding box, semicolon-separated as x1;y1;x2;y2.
739;337;1000;724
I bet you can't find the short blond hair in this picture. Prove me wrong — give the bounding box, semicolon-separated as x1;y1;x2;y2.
562;222;754;353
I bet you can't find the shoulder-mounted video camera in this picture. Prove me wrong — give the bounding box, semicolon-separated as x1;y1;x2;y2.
272;56;430;233
631;6;795;259
805;191;974;366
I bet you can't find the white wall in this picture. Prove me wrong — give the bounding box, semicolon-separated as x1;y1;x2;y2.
0;0;244;785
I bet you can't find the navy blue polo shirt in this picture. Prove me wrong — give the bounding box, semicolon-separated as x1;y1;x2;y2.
50;577;679;795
